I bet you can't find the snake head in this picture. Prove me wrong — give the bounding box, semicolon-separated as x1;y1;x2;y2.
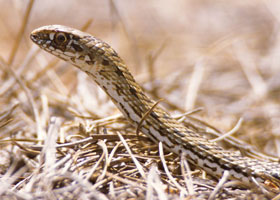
30;25;119;71
30;25;90;62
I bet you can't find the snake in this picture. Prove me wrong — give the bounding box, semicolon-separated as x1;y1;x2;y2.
30;25;280;190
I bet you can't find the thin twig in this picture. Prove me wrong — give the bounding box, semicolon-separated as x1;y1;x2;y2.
8;0;34;65
211;117;243;142
159;142;188;196
208;170;230;200
118;132;146;179
136;99;163;136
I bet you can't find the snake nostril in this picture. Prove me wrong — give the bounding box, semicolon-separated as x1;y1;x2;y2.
30;34;38;42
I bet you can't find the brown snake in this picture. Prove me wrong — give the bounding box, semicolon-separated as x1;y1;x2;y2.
30;25;280;190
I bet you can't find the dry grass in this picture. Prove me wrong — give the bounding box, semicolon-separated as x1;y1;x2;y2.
1;0;280;199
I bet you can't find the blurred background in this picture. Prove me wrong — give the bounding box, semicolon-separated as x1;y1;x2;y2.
1;0;280;156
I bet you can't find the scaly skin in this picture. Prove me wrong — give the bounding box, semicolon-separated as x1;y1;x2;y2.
30;25;280;189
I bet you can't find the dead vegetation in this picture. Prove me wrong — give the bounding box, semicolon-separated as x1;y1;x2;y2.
1;0;280;199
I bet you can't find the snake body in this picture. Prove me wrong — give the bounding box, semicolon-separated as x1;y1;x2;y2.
30;25;280;188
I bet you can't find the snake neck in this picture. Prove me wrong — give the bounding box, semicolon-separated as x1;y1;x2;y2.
82;58;155;126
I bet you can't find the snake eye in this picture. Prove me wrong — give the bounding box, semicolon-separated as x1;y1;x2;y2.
55;33;67;44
